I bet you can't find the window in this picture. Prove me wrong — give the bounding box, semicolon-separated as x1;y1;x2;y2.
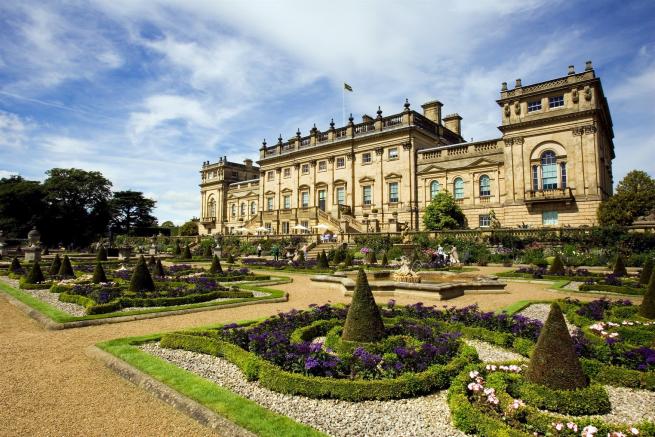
541;151;558;190
453;178;464;199
560;162;567;189
301;191;309;207
542;210;558;225
301;220;309;233
388;182;399;203
301;164;310;174
479;215;491;228
231;204;236;217
207;198;216;217
532;165;539;191
250;201;256;214
479;175;491;197
267;171;274;181
336;157;345;168
527;100;542;112
283;195;291;209
388;148;398;159
283;167;291;178
362;185;372;205
240;203;246;216
430;181;440;199
281;222;289;234
362;152;372;164
265;222;272;232
336;187;346;205
318;160;327;171
266;197;273;211
549;95;564;109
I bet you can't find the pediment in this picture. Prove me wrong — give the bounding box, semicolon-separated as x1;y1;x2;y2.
264;190;276;195
417;164;447;175
358;176;375;183
384;172;402;180
468;157;502;167
281;188;293;193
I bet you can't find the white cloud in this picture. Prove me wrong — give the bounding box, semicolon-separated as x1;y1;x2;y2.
0;170;18;179
0;111;30;149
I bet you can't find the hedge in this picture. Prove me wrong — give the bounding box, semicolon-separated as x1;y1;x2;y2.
289;319;340;345
18;278;52;290
160;332;479;401
578;283;645;295
59;292;96;308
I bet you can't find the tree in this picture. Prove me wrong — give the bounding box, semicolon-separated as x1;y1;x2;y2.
96;246;108;261
549;254;565;275
161;221;175;228
178;220;199;236
422;192;466;230
25;261;45;284
109;190;157;235
129;255;155;292
43;168;113;246
0;176;47;240
613;254;627;277
209;255;223;274
639;269;655;319
598;170;655;226
9;257;23;275
49;254;62;276
342;269;385;343
92;262;108;284
182;245;192;260
58;255;75;278
155;259;166;277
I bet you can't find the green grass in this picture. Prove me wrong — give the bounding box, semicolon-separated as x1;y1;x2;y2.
0;277;289;324
98;335;326;437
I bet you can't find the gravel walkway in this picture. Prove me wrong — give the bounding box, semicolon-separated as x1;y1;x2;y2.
463;339;526;362
563;281;583;291
518;303;578;333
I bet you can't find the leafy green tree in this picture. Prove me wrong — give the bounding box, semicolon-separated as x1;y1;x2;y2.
422;192;466;230
178;220;199;236
161;221;175;228
0;176;47;240
342;269;385;342
109;190;157;235
598;170;655;226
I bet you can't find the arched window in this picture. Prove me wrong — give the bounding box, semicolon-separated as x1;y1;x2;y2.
231;204;236;217
207;198;216;217
479;175;491;197
541;151;558;190
250;201;256;214
453;178;464;199
430;180;440;199
240;203;246;216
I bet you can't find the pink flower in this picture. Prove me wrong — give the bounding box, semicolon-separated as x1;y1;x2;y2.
552;422;563;431
567;422;578;432
582;425;598;436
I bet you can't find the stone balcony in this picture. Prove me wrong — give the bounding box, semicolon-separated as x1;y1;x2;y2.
524;187;574;205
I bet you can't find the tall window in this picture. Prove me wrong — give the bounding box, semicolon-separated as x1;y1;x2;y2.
336;187;345;205
231;204;236;217
336;157;345;168
362;185;372;205
430;181;440;199
532;165;539;190
560;162;567;189
301;191;309;207
240;203;246;216
250;201;256;214
479;175;491;197
281;222;289;234
541;151;558;190
388;182;399;203
266;197;273;211
549;95;564;108
207;198;216;217
283;195;291;209
542;211;558;225
453;178;464;199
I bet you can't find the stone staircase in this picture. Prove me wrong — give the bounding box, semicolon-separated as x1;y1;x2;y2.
306;241;356;260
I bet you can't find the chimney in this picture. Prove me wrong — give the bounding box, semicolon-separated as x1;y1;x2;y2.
421;100;443;124
443;113;462;136
244;159;253;169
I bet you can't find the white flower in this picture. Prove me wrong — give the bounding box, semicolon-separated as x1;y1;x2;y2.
469;370;479;379
567;422;578;432
582;425;598;436
552;422;563;431
630;428;639;435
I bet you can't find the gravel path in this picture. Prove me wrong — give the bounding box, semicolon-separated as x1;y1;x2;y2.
0;267;643;436
518;303;578;333
463;339;526;362
563;281;583;291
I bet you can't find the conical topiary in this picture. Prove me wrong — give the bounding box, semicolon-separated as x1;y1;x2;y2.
549;254;565;275
182;245;192;260
317;250;329;269
147;255;157;271
209;255;223;274
227;253;235;264
129;255;155;292
613;254;627;277
49;254;62;276
155;259;166;277
297;250;305;265
173;240;181;256
640;258;654;286
344;252;353;267
639;269;655;319
96;246;108;261
9;257;23;274
368;250;377;265
25;260;45;284
92;262;108;284
525;303;588;390
342;269;385;343
381;252;388;266
203;244;212;258
58;255;75;278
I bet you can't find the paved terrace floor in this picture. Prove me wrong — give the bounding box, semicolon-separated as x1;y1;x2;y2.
0;267;641;437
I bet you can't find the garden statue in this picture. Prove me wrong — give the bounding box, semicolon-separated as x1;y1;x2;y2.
449;246;459;264
392;256;421;283
149;235;158;255
24;227;42;262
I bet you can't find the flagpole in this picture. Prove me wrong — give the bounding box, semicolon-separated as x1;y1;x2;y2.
342;84;345;126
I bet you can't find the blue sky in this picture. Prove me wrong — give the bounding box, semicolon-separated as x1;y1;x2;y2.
1;0;654;224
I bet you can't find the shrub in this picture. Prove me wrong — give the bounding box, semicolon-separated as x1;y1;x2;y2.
92;262;107;284
96;246;108;261
317;250;329;269
129;255;155;292
639;269;655;319
342;269;385;343
613;254;627;277
343;252;353;267
58;255;75;278
49;254;62;276
25;260;45;284
182;245;192;260
203;244;212;257
155;259;166;277
423;191;466;230
381;252;388;266
297;250;305;265
209;255;223;274
525;303;588;390
549;254;565;275
368;250;377;264
640;257;654;285
227;253;235;264
147;255;157;271
511;377;610;415
173;240;181;256
9;257;23;274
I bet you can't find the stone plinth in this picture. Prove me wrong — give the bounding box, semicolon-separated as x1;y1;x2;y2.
118;247;132;261
24;246;42;262
392;273;421;283
148;245;158;255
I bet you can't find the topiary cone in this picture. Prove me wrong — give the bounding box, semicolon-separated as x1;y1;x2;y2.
48;254;62;276
549;254;565;275
381;252;388;266
155;259;166;277
26;260;45;284
342;269;385;343
297;250;305;264
640;258;654;286
9;257;22;274
182;245;192;260
173;241;181;256
58;255;75;278
92;262;107;284
209;255;223;274
344;252;353;267
227;253;235;264
129;255;155;292
147;255;157;270
96;246;108;261
525;303;588;390
613;254;627;277
368;250;377;264
639;269;655;319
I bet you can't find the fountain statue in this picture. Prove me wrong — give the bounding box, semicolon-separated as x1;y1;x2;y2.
392;256;421;283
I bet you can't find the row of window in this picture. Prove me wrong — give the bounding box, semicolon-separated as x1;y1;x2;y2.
229;201;258;217
429;175;492;200
477;211;558;228
527;95;564;113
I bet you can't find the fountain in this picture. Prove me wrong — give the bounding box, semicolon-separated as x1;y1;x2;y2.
392;256;421;283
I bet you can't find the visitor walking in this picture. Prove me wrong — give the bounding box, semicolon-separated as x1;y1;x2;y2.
271;244;279;261
257;243;262;257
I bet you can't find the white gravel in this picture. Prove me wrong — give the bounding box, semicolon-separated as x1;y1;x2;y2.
463;339;526;363
518;303;578;333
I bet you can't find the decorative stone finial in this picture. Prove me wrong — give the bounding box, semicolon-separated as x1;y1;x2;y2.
348;113;354;123
329;118;335;129
501;82;508;91
296;128;301;138
278;134;283;144
568;65;575;75
515;78;522;88
376;106;383;118
403;98;410;111
311;123;317;133
261;139;267;149
585;60;593;71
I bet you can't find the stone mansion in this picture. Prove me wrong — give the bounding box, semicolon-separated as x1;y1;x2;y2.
199;62;615;235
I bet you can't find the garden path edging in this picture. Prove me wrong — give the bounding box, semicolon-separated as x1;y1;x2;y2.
85;345;256;437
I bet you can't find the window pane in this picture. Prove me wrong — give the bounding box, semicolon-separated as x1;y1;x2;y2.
363;186;372;205
542;210;558;225
388;148;398;159
336;187;345;204
454;178;464;199
479;215;490;227
479;175;491;196
389;182;398;203
528;100;542;112
532;165;539;190
430;181;440;199
560;162;567;189
301;192;309;207
541;151;558;189
549;95;564;108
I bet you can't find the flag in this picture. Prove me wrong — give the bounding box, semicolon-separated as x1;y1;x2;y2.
344;82;353;92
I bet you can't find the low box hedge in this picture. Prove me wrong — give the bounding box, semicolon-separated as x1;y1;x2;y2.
578;283;644;295
160;332;479;401
289;319;340;345
18;278;53;290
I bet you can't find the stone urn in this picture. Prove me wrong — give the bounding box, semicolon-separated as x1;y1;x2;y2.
24;227;42;262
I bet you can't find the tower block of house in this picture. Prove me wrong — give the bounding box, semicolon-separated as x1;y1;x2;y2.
199;62;614;235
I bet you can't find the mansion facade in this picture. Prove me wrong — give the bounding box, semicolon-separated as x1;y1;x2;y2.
199;62;614;235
